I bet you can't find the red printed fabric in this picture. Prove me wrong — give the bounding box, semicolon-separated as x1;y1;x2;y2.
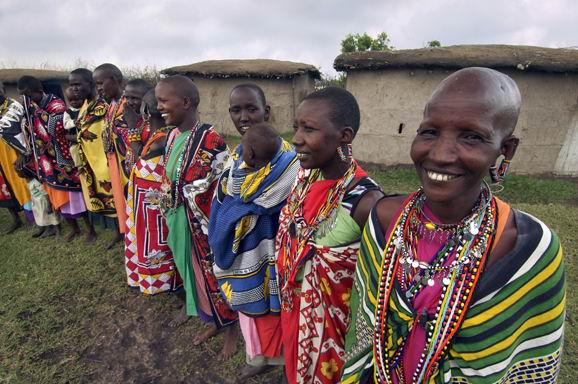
276;166;370;384
124;130;182;294
26;94;80;191
182;127;237;326
279;213;359;383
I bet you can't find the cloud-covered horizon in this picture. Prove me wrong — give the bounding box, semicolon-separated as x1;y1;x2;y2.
1;0;577;76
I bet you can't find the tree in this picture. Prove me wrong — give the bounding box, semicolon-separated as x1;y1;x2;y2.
341;32;394;54
426;40;442;48
315;72;347;90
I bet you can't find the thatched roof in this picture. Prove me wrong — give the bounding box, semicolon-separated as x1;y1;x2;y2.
334;45;578;73
0;69;70;84
162;59;321;79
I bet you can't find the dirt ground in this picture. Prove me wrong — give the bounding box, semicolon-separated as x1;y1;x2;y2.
78;289;284;384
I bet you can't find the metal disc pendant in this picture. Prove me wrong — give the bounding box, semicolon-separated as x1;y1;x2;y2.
400;257;406;265
412;260;419;268
442;277;451;286
406;290;413;299
469;221;479;235
427;278;435;286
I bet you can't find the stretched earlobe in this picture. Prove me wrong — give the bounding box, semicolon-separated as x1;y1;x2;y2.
501;136;519;161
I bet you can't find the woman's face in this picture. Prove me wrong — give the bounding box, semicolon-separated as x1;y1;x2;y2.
124;84;146;112
292;99;351;176
229;87;269;135
93;70;121;101
68;73;93;101
155;81;188;126
411;90;514;208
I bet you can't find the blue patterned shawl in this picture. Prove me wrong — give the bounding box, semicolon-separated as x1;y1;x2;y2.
209;140;299;315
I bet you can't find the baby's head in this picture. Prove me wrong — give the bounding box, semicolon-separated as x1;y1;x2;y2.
241;123;280;170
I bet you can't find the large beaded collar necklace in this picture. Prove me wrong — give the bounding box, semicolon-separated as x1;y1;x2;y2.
279;160;358;312
373;184;497;383
159;122;201;213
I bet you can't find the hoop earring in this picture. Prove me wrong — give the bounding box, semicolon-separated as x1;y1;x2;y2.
337;143;352;163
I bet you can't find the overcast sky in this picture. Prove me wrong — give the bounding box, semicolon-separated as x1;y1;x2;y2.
1;0;577;77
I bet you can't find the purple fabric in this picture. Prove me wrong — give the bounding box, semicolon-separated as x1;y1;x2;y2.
60;191;86;218
23;206;35;224
387;205;456;384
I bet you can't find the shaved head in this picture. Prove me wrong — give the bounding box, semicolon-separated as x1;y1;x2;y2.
158;75;199;107
94;63;123;82
427;67;521;137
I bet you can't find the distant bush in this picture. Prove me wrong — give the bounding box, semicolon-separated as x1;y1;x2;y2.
315;72;347;89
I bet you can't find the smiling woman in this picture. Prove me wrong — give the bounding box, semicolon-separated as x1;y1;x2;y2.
342;68;565;384
276;87;384;383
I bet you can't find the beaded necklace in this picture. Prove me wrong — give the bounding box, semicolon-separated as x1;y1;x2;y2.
0;98;9;115
102;99;122;154
373;185;497;384
398;189;490;298
279;161;358;312
160;122;201;213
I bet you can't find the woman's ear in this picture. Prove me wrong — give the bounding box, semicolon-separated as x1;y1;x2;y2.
183;96;192;110
501;135;519;160
341;126;355;144
264;105;271;122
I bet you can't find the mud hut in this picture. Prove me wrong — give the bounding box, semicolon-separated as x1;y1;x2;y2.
0;69;69;100
334;45;578;176
161;59;320;135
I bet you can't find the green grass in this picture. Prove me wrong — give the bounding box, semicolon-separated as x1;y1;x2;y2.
370;165;578;205
0;168;576;383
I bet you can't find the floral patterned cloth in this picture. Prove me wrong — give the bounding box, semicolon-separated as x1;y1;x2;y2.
24;94;80;191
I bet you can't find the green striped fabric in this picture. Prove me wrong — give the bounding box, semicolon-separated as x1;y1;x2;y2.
342;207;565;384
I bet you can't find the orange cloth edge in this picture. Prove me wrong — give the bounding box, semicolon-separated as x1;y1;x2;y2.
492;197;512;251
107;152;127;233
44;184;69;210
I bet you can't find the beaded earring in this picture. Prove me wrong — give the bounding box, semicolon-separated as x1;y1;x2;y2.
337;143;352;163
497;158;511;179
489;158;511;193
489;158;511;183
489;165;500;183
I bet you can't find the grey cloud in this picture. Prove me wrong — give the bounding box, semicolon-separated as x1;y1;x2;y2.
1;0;576;76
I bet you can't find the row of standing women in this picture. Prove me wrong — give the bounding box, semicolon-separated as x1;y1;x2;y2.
0;65;564;383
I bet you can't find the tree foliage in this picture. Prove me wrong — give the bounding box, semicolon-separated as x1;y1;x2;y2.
341;32;394;53
426;40;442;48
315;72;347;90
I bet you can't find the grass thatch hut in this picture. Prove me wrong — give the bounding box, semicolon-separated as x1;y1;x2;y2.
334;45;578;176
0;69;69;100
162;59;320;135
